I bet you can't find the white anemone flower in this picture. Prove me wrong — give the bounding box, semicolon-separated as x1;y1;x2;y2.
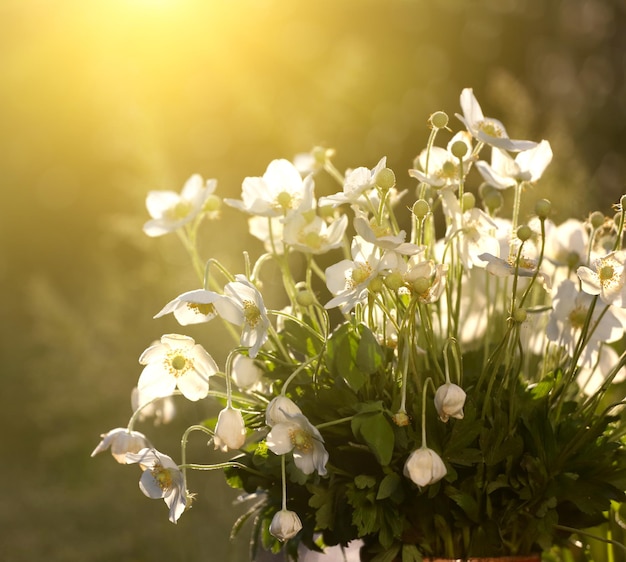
353;212;421;256
456;88;537;152
125;448;187;523
91;427;150;464
409;131;473;188
577;344;626;396
131;388;176;426
248;215;285;254
137;334;218;405
404;257;448;304
265;395;303;427
224;159;314;217
213;406;246;452
547;279;623;362
154;289;225;325
269;509;303;541
283;212;348;255
216;275;270;358
577;250;626;306
143;175;217;237
325;236;399;312
475;140;553;190
434;383;466;422
266;412;329;476
231;354;264;390
318;157;387;208
403;446;447;487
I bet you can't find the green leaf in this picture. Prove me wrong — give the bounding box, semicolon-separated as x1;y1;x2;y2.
326;323;367;391
355;474;377;489
377;472;401;500
401;544;424;562
356;323;384;374
352;412;395;466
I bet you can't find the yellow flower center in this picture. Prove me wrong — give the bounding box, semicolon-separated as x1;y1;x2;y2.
568;305;588;330
599;264;615;283
349;263;372;287
275;191;293;211
151;464;173;491
289;428;313;452
243;300;261;327
168;200;193;220
477;120;504;138
186;302;216;316
167;351;192;377
302;231;322;250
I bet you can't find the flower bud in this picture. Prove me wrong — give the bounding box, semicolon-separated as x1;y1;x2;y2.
429;111;449;129
266;396;302;427
384;271;404;291
403;446;447;487
434;383;466;422
590;211;605;230
512;307;527;323
517;225;532;242
462;192;475;211
231;354;263;389
295;289;316;307
413;199;430;219
483;190;503;214
213;406;246;451
451;140;468;159
269;509;302;541
392;411;410;427
534;198;551;220
375;167;396;190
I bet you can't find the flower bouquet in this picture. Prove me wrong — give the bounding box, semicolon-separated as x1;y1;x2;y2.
92;88;626;561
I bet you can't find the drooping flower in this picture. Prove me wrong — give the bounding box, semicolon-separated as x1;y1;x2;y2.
131;388;176;426
137;334;218;405
216;275;270;358
456;88;537;152
125;448;187;523
475;140;553;190
265;395;303;427
266;412;329;476
434;383;466;422
91;427;150;464
224;159;314;217
577;250;626;306
153;289;225;325
143;175;218;237
213;406;246;452
403;446;447;487
231;354;264;390
269;509;303;541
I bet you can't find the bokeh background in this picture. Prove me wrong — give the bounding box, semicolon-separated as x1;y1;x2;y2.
1;0;625;560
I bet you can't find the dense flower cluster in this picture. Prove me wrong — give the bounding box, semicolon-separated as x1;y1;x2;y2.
92;89;626;561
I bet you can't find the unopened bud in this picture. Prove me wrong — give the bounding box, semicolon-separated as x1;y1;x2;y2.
429;111;449;129
451;140;468;159
590;211;605;230
513;307;527;323
534;198;551;220
517;225;532;242
392;411;410;427
384;271;404;291
375;167;396;190
462;192;475;211
295;290;315;307
413;199;430;219
483;190;503;214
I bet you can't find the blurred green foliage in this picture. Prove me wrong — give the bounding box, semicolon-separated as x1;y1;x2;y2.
1;0;625;560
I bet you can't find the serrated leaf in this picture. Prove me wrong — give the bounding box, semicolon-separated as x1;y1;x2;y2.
355;474;377;489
